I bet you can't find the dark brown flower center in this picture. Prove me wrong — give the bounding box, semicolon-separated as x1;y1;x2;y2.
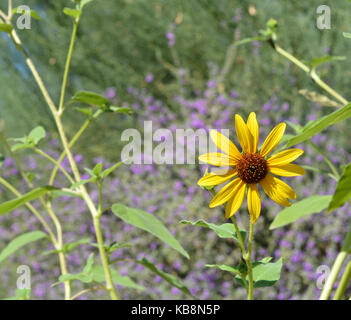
237;153;268;184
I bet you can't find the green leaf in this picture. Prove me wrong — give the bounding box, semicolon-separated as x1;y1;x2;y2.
93;163;103;176
0;231;47;263
270;195;332;229
109;106;134;115
205;264;241;275
28;126;46;144
75;107;93;117
180;219;246;241
234;36;267;47
0;186;57;216
112;204;189;259
135;258;191;296
3;289;31;300
309;56;346;70
65;238;91;252
13;7;41;20
83;253;95;274
343;32;351;39
91;266;145;291
63;8;81;19
101;162;123;179
236;258;283;288
71;91;109;109
59;272;92;284
71;178;95;189
286;102;351;147
328;163;351;212
0;23;13;34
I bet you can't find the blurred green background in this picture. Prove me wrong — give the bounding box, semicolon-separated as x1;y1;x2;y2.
1;0;351;159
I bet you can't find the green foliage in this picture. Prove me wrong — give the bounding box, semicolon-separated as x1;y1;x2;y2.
270;195;332;229
236;258;283;288
135;258;192;297
10;126;46;151
0;24;13;33
0;231;47;263
3;289;31;300
43;238;91;256
0;186;57;216
180;219;246;241
112;204;189;259
328;163;351;212
287;102;351;147
12;7;41;20
205;264;241;275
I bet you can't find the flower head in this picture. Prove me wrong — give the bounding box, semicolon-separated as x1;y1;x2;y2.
198;112;305;223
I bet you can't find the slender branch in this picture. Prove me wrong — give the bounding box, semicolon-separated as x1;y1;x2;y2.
274;45;348;105
58;20;79;114
307;141;340;180
49;110;102;186
320;225;351;300
33;148;75;184
246;221;254;300
0;177;56;244
93;217;119;300
70;286;103;300
8;0;12;19
333;261;351;300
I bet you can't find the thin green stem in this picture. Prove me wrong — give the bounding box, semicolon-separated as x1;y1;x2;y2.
320;225;351;300
33;148;75;184
333;261;351;300
93;217;119;300
0;177;56;244
58;20;79;114
49;110;101;186
274;45;348;105
307;141;340;179
246;221;254;300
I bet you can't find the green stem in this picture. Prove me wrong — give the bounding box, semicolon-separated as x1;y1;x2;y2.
34;148;75;184
274;45;348;106
0;177;56;243
307;141;340;180
246;221;254;300
58;20;79;114
93;217;119;300
49;110;101;186
320;225;351;300
333;261;351;300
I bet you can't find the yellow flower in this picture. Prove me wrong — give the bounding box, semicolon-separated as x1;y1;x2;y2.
198;112;305;224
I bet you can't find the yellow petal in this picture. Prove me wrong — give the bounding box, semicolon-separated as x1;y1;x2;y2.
225;180;247;218
260;123;286;157
235;114;254;153
209;178;242;208
260;174;291;207
267;149;304;166
199;153;236;167
210;130;242;162
272;176;296;200
269;163;306;177
247;184;261;224
247;112;259;153
198;169;237;186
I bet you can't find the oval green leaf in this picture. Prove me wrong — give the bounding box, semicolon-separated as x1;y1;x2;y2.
270;195;332;229
112;204;189;259
0;231;47;263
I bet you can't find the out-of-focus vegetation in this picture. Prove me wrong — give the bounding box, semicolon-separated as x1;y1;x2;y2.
1;0;351;158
